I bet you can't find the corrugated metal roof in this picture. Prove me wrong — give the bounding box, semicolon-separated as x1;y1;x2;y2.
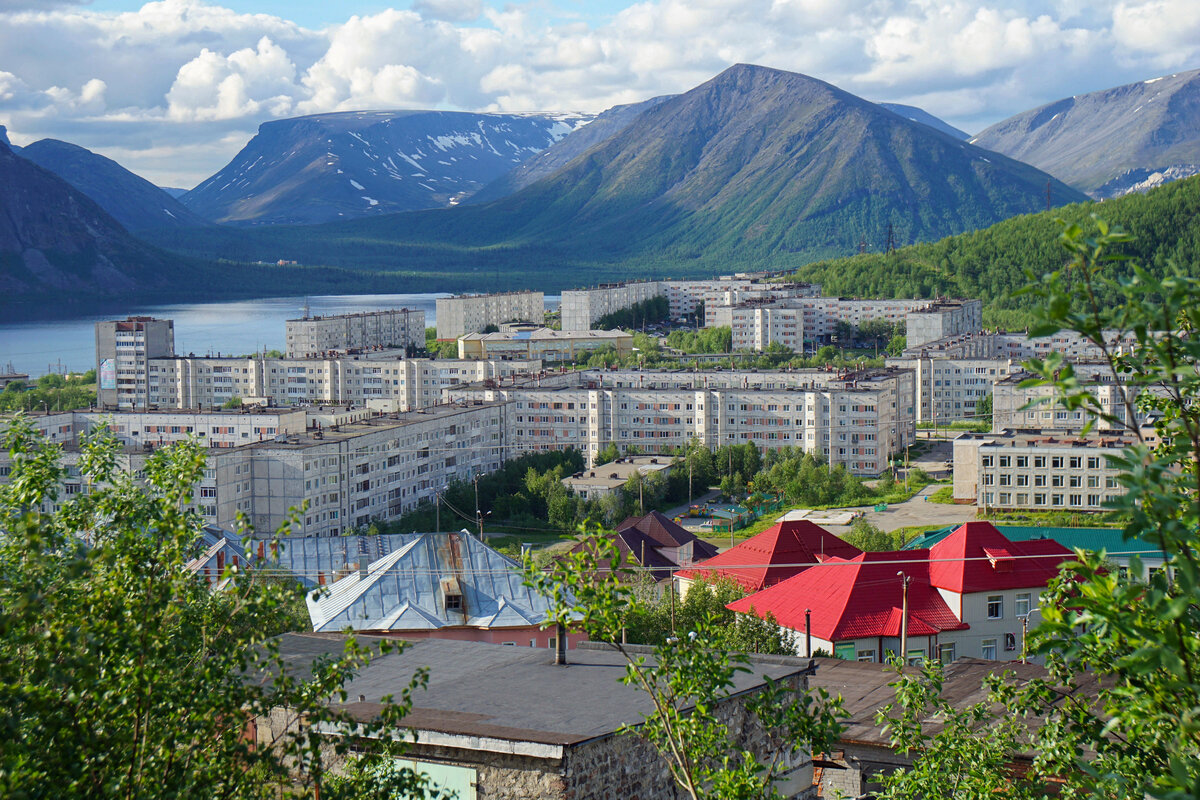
904;523;1159;554
306;531;569;633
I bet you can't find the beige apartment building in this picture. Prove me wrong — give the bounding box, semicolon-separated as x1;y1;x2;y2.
559;281;663;331
447;367;915;475
953;429;1135;511
990;368;1142;432
435;291;543;340
284;309;425;357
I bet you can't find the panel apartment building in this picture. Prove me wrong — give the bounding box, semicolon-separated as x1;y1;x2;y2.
727;298;981;352
447;367;916;476
2;403;506;538
95;317;176;410
559;281;663;331
285;309;425;357
435;291;544;340
953;428;1138;512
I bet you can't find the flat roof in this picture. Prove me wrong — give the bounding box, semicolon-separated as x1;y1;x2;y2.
239;402;504;450
272;634;811;746
285;309;422;322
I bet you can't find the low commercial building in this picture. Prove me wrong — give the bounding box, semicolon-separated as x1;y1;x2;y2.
952;429;1135;512
458;327;632;362
447;367;915;475
284;309;425;357
560;281;663;331
560;456;673;500
258;634;820;800
435;291;544;340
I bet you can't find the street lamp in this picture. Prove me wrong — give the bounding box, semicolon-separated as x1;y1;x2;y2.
1018;607;1042;664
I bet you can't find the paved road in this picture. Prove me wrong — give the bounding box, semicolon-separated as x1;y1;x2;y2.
826;483;977;535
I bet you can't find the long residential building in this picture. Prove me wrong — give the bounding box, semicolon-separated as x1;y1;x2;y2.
284;309;425;357
435;291;543;340
560;281;663;331
137;353;539;412
663;278;818;322
726;298;981;351
990;368;1144;432
2;402;507;538
447;367;916;475
952;428;1142;511
458;327;632;361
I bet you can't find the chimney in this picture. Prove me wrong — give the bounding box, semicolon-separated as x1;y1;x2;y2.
554;622;567;666
358;560;368;579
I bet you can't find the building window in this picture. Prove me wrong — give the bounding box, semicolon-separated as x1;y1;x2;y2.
857;649;877;663
1004;633;1018;651
1015;592;1031;617
987;595;1003;619
981;638;998;660
938;643;956;663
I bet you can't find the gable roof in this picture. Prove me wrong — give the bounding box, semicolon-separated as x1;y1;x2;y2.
617;511;718;560
727;550;967;641
928;521;1072;593
676;520;862;592
569;511;718;581
306;531;567;633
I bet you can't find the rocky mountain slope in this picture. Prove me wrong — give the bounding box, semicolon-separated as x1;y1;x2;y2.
148;64;1087;278
970;68;1200;197
19;139;209;231
878;103;968;139
180;110;594;225
0;140;190;301
469;96;672;203
0;125;18;152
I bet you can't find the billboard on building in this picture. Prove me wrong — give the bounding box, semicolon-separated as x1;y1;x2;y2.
99;358;116;390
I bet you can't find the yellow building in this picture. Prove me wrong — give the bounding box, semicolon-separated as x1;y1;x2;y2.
457;327;633;362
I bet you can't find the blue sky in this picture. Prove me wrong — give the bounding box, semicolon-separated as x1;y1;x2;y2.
1;0;1196;186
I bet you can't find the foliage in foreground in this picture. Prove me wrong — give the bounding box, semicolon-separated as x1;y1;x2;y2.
0;417;441;799
876;219;1200;800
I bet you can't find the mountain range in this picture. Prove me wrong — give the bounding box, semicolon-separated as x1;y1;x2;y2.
878;103;969;139
179;110;594;225
19;139;209;232
971;67;1200;197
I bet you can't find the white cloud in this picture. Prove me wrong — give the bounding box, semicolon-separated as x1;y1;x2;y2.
0;0;1193;185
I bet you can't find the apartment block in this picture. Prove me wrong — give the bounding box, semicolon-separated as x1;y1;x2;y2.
96;317;176;410
559;281;663;331
953;429;1134;511
1;402;506;538
284;309;425;357
435;291;543;340
905;300;983;349
143;354;540;412
458;327;632;361
447;367;915;475
990;368;1142;432
885;353;1018;423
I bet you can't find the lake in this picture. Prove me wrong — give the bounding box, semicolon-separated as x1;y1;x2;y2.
0;293;561;378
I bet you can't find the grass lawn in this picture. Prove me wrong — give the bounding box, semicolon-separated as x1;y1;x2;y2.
927;486;956;504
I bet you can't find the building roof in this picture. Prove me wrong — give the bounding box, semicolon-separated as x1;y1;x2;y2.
726;550;968;641
568;512;718;582
904;523;1162;555
306;531;561;633
272;634;812;747
617;511;717;557
928;522;1072;593
676;520;862;592
249;533;420;588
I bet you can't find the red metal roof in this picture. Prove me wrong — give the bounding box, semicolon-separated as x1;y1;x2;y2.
727;550;967;641
676;520;862;592
929;522;1072;593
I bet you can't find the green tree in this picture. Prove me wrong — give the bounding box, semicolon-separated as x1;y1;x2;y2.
974;391;992;424
0;416;442;799
842;519;892;551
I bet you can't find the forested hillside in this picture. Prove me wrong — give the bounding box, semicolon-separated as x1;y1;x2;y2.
786;175;1200;327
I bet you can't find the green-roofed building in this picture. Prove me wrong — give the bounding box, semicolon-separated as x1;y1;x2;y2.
905;523;1169;580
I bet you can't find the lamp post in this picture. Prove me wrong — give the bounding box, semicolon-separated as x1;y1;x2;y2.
897;571;911;664
1018;607;1042;664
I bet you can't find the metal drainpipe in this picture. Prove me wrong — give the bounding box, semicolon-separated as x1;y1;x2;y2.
554;622;567;666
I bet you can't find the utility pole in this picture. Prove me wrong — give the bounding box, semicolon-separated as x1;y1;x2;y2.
435;490;441;534
805;608;812;658
474;474;482;538
885;222;897;255
1020;613;1030;664
897;571;911;664
1046;179;1052;213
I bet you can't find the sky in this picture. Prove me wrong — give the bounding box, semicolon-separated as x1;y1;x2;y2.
0;0;1197;188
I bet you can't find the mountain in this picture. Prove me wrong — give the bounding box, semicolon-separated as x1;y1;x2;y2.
0;139;194;301
0;125;18;153
469;96;673;203
18;139;210;232
161;187;190;198
180;110;594;226
878;103;968;139
970;68;1200;197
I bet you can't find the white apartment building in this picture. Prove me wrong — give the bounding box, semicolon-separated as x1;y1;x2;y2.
990;368;1142;432
435;291;544;340
2;403;506;538
143;354;540;412
953;429;1135;511
885;354;1019;423
95;317;175;410
285;309;426;357
902;329;1138;362
447;367;915;475
559;281;663;331
905;300;983;349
